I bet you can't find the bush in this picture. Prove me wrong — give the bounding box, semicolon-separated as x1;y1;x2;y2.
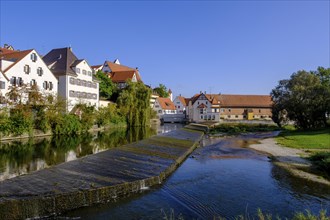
9;106;34;135
51;114;82;135
309;152;330;176
0;110;11;136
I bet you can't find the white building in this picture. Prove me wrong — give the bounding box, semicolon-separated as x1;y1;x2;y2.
173;95;189;117
188;93;220;122
43;47;99;112
0;48;58;104
153;97;177;116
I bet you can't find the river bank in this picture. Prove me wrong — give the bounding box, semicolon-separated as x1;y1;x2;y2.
249;138;330;186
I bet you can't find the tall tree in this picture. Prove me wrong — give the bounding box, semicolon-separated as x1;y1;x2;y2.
153;84;169;98
271;67;330;129
95;70;116;100
117;80;151;127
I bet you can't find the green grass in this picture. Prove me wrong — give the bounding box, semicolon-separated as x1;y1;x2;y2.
209;123;280;134
276;128;330;149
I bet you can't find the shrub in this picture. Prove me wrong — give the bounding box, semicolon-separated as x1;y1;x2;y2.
0;110;11;136
9;106;34;135
51;114;82;135
309;152;330;176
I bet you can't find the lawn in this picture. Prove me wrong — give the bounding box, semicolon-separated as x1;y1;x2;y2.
276;128;330;149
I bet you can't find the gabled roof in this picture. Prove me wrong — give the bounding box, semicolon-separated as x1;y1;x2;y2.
0;49;33;73
42;47;78;77
157;97;176;110
104;60;136;72
91;65;103;70
197;103;207;108
71;59;85;67
177;96;189;106
192;93;272;108
109;71;138;83
0;47;18;55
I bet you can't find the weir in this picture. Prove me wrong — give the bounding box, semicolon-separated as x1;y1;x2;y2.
0;128;204;219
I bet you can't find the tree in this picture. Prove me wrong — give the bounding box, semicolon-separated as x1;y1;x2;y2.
271;67;330;129
117;80;151;127
95;70;116;100
153;84;169;98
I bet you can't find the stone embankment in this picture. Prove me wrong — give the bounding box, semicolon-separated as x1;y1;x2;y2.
0;128;204;219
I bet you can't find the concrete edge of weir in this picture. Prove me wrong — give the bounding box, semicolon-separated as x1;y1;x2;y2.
0;126;207;220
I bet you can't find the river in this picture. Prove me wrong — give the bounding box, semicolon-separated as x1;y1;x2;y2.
64;132;330;219
1;126;329;219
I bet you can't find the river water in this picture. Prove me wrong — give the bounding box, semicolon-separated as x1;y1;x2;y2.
64;132;330;219
1;126;329;219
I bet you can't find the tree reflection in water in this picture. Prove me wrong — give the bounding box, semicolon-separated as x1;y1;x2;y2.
0;126;157;181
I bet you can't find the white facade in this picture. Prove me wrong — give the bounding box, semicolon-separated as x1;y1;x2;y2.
153;98;177;116
0;50;58;103
189;94;220;123
173;96;188;116
61;60;99;112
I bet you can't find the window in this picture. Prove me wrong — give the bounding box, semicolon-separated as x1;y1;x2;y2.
221;108;224;113
82;70;87;75
77;79;81;86
37;67;43;76
92;94;97;99
49;82;53;90
31;53;37;62
235;115;238;118
11;77;17;86
43;81;48;89
212;115;215;120
30;79;36;86
259;109;261;113
0;81;5;89
76;68;80;74
211;109;215;113
178;106;180;109
228;115;231;118
200;115;203;119
228;108;231;112
204;115;207;120
17;77;23;87
206;101;208;104
70;77;75;85
92;83;97;88
158;110;162;113
88;71;92;76
24;65;30;74
82;80;86;87
88;82;92;88
208;115;211;120
200;108;204;114
198;102;199;105
155;105;159;108
76;92;81;97
69;90;75;97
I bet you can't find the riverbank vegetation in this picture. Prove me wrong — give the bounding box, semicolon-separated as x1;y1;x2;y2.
0;76;154;139
271;67;330;129
209;123;280;134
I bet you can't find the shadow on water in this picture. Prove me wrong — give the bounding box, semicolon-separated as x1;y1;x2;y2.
0;126;160;181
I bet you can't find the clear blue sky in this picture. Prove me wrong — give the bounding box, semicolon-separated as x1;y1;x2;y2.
1;1;329;98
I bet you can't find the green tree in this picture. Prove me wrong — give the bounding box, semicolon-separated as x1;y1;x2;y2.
153;84;169;98
271;67;330;129
95;70;116;100
117;80;151;127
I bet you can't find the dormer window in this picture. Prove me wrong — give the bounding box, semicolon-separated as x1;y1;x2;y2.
37;67;43;76
76;68;80;74
24;65;30;74
31;53;37;62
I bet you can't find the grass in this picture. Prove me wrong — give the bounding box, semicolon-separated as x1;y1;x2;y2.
209;123;280;134
276;128;330;150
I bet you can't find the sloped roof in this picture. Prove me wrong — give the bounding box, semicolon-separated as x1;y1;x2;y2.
0;49;33;73
191;93;272;108
91;65;102;70
157;97;176;110
109;71;142;83
42;47;78;77
177;96;189;106
197;103;207;108
71;59;84;67
104;61;136;72
0;47;18;55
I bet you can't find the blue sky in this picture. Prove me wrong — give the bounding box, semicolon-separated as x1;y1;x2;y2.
1;1;329;98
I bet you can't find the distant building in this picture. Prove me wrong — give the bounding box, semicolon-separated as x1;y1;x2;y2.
0;48;58;105
188;93;272;122
173;95;190;117
43;47;99;112
100;59;142;89
91;64;103;74
153;97;176;116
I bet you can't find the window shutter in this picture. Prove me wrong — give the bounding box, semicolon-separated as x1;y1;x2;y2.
49;82;53;90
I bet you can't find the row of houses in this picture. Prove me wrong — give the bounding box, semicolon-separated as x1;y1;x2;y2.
152;92;273;123
0;45;142;112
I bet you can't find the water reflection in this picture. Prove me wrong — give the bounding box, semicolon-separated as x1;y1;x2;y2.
0;125;182;181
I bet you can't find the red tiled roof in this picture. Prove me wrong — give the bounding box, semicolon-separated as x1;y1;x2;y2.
178;96;189;106
191;93;272;108
109;71;142;83
157;97;176;110
0;49;33;73
105;61;136;72
197;103;207;108
91;65;102;69
0;47;17;55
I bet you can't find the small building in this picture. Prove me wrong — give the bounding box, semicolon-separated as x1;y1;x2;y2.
173;95;190;117
43;47;99;112
188;93;272;123
91;65;103;74
101;59;142;89
153;97;176;116
0;47;58;105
